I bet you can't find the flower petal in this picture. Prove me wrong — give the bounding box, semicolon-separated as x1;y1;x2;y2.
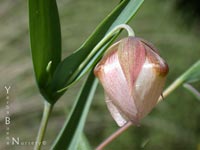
145;43;169;76
118;37;146;92
94;47;139;124
134;59;167;119
105;94;128;127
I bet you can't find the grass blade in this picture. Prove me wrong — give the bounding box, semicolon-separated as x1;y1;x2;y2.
181;60;200;83
183;83;200;101
52;72;98;150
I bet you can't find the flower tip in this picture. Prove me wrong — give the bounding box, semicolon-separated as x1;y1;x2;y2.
154;59;169;77
160;62;169;76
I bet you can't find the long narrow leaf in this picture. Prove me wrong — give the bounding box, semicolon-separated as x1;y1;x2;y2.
29;0;61;102
78;134;92;150
49;0;144;95
183;83;200;101
179;60;200;83
52;72;98;150
161;60;200;100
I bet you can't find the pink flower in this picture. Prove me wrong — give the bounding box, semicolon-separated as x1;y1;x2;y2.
94;37;169;126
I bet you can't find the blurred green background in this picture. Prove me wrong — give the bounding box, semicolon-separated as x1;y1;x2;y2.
0;0;200;150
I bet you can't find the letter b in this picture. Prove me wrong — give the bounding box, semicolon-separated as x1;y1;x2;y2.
5;117;10;125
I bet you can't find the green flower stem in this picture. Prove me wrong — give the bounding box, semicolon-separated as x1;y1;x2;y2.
34;101;53;150
158;78;183;102
96;75;186;150
58;24;134;93
78;24;134;71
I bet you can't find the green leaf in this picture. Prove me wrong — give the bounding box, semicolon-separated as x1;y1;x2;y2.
180;60;200;83
78;134;92;150
50;0;144;94
161;60;200;99
183;83;200;101
29;0;61;102
51;72;98;150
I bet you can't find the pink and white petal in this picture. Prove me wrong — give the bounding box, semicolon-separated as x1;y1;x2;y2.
134;59;166;119
105;94;128;127
118;37;146;92
96;50;138;123
145;45;169;77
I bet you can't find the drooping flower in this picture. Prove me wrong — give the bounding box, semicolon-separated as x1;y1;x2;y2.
94;36;169;126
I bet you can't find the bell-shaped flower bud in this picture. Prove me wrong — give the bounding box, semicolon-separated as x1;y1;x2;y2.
94;37;169;127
